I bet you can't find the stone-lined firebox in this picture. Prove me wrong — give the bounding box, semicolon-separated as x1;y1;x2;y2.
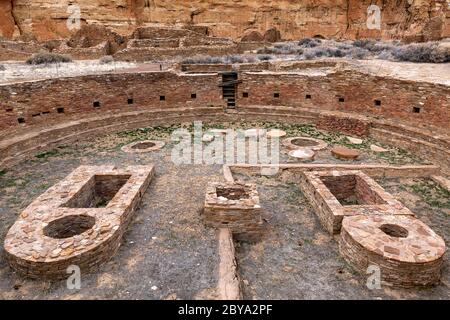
4;165;154;279
204;182;263;242
299;170;414;234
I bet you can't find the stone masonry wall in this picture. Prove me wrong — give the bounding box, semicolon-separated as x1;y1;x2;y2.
0;68;449;172
237;71;450;130
2;69;449;133
0;72;224;133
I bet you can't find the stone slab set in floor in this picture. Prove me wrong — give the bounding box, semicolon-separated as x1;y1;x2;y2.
282;137;328;151
331;146;360;160
288;149;316;162
121;140;165;153
204;182;263;242
339;215;446;287
4;165;154;279
299;170;414;234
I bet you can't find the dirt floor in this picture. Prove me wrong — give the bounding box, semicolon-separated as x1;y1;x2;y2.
0;122;447;299
233;174;449;299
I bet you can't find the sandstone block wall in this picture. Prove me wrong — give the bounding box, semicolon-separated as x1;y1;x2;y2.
339;215;446;287
0;66;449;172
298;169;446;287
204;182;264;242
237;70;450;129
4;165;154;279
299;170;415;234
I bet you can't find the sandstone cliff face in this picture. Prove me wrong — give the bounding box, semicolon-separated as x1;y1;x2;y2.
0;0;448;42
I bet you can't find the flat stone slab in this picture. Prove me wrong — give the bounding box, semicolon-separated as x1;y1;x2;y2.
370;144;389;152
202;134;215;142
245;128;267;138
209;129;228;135
347;136;363;144
121;140;165;153
288;149;315;161
266;129;287;139
331;146;360;160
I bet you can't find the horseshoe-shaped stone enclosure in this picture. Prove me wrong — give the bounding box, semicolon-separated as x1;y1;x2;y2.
4;165;154;279
298;169;446;287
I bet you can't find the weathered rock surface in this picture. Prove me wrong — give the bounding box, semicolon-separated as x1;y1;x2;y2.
0;0;448;41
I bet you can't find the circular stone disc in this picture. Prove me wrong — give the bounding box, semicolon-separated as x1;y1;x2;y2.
202;134;215;142
331;146;360;160
245;129;267;138
288;148;315;161
267;129;287;139
370;144;389;153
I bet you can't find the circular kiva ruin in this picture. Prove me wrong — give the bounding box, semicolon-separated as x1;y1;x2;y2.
0;4;449;300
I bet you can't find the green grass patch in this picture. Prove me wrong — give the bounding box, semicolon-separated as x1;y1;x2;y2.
410;180;450;209
35;150;59;159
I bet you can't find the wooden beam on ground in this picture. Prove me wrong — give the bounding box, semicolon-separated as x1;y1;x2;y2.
217;228;242;300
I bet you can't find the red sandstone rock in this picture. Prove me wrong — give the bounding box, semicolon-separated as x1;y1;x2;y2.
241;30;264;42
331;146;360;160
1;0;448;41
263;28;281;43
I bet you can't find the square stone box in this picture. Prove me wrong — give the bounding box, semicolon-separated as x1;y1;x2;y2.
299;170;414;234
204;182;263;242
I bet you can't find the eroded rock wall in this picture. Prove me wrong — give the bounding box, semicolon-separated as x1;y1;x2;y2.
0;0;449;41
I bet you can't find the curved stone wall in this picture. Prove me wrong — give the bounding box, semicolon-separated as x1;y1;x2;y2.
0;68;449;172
